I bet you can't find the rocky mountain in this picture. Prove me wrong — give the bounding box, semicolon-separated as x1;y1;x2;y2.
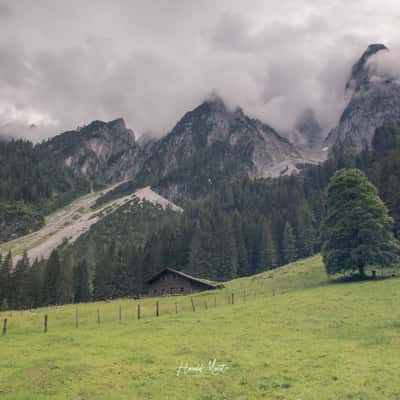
43;118;144;183
290;109;324;159
139;97;303;179
46;97;307;203
325;44;400;153
126;97;305;200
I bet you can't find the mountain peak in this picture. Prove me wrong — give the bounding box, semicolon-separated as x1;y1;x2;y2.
325;43;400;153
107;118;126;130
202;94;228;112
346;43;389;92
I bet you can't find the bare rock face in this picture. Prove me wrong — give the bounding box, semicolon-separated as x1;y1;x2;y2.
44;118;144;183
290;109;324;159
137;97;304;183
325;44;400;153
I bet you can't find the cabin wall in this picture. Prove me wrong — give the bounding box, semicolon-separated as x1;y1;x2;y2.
148;272;209;297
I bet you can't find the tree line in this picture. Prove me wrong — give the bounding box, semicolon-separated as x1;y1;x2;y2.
1;124;400;310
0;250;90;310
0;138;94;242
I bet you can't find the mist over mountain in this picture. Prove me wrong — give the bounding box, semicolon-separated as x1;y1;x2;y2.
22;42;399;202
326;44;400;153
1;1;399;142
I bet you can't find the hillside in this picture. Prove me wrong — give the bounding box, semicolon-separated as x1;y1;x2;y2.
1;256;400;399
0;183;180;264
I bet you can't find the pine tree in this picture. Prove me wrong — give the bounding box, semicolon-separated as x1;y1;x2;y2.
12;251;30;309
245;221;262;275
296;203;317;258
73;259;91;303
56;252;74;305
259;221;278;270
322;169;400;277
214;213;238;280
189;226;211;277
127;246;142;295
93;242;116;300
141;234;163;282
0;251;12;306
42;250;62;305
232;213;251;276
282;222;297;264
112;249;131;298
26;259;43;308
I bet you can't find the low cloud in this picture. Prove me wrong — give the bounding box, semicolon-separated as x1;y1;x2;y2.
368;48;400;81
0;0;399;141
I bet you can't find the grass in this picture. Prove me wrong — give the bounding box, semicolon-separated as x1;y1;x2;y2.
1;256;400;399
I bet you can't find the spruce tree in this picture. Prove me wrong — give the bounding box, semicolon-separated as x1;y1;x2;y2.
260;221;278;270
233;213;251;276
214;214;238;280
127;246;142;295
282;222;297;264
0;251;12;306
56;252;74;305
93;242;116;300
112;249;131;298
189;226;211;278
296;203;317;258
322;169;400;277
42;250;62;305
74;259;91;303
12;251;30;309
26;259;43;308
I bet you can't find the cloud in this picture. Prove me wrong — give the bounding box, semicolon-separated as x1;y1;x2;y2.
0;2;11;18
0;0;399;141
368;47;400;81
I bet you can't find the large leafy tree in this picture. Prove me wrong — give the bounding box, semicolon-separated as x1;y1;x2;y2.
321;169;400;277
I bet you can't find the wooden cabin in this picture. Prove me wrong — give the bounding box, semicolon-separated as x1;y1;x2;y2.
147;268;224;297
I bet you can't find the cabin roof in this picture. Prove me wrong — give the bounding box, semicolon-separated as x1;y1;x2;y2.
147;268;224;289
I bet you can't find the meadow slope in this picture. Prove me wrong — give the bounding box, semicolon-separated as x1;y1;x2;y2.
1;256;400;399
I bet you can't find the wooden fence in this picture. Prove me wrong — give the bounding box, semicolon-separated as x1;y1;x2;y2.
0;284;283;336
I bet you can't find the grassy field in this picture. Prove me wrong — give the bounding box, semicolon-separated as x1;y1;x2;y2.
1;256;400;399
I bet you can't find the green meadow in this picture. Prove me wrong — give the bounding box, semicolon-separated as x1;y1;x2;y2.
1;256;400;399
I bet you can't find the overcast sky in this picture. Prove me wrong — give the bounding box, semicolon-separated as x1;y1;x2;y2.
0;0;399;141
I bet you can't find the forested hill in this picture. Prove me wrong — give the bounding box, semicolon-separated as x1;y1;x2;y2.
1;123;400;310
0;139;95;242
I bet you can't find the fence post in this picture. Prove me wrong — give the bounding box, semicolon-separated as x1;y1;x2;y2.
75;307;79;328
214;296;217;307
191;298;196;312
231;293;234;305
137;304;141;320
205;301;208;310
156;301;159;317
175;303;178;314
97;309;101;324
243;290;246;303
119;305;122;321
2;318;7;335
44;314;48;333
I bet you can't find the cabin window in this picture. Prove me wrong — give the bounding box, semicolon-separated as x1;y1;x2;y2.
181;287;184;292
161;288;165;295
153;289;157;295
